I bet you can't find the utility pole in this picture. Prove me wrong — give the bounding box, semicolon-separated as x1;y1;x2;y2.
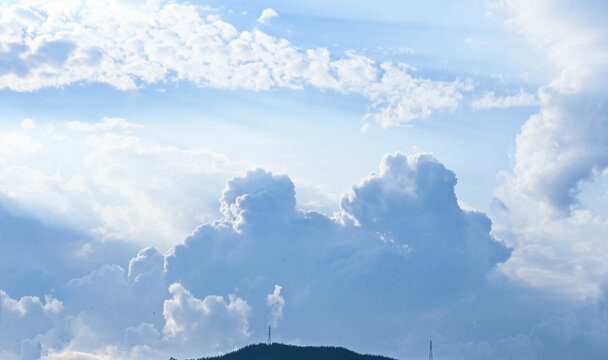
267;325;272;345
429;340;433;360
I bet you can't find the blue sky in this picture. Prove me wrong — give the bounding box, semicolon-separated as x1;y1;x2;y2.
1;1;608;359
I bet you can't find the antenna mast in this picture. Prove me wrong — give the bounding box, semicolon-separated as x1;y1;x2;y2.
267;325;272;345
428;340;433;360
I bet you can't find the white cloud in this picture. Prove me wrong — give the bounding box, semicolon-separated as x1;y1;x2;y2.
0;119;253;246
500;89;608;215
266;284;285;328
257;8;278;24
365;63;468;127
49;151;508;358
0;1;467;126
0;289;64;358
155;153;604;359
66;118;144;133
502;0;608;93
497;0;608;214
0;290;62;317
492;0;608;297
163;283;251;349
471;89;538;110
166;152;510;317
128;247;164;285
29;314;123;360
0;132;43;155
21;118;36;130
1;152;607;359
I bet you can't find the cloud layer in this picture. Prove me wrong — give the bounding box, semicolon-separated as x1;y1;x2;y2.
0;1;468;126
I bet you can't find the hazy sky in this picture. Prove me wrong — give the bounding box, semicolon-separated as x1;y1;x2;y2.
1;1;608;359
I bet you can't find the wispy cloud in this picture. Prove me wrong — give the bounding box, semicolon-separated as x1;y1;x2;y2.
66;118;144;133
471;89;538;110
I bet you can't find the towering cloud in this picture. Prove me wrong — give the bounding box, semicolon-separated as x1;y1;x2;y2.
7;151;606;360
0;152;516;359
163;152;511;350
495;0;608;297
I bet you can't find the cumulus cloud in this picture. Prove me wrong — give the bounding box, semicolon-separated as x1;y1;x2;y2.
266;285;284;328
0;151;508;359
493;0;608;296
2;152;608;359
22;314;126;360
219;169;297;232
0;252;251;359
257;8;278;24
498;0;608;213
128;247;164;287
164;152;511;352
471;89;538;110
0;290;62;316
0;289;64;358
301;156;505;272
500;89;608;215
163;283;251;349
0;1;468;126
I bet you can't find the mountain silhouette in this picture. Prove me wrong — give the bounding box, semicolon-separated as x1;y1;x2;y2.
179;343;396;360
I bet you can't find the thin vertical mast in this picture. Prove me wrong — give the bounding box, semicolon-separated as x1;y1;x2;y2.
267;325;271;345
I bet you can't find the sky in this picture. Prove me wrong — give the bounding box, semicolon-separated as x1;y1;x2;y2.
1;0;608;359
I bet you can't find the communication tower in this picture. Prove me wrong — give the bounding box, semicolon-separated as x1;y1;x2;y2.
267;325;272;345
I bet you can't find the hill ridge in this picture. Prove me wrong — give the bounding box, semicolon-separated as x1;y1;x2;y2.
184;342;396;360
